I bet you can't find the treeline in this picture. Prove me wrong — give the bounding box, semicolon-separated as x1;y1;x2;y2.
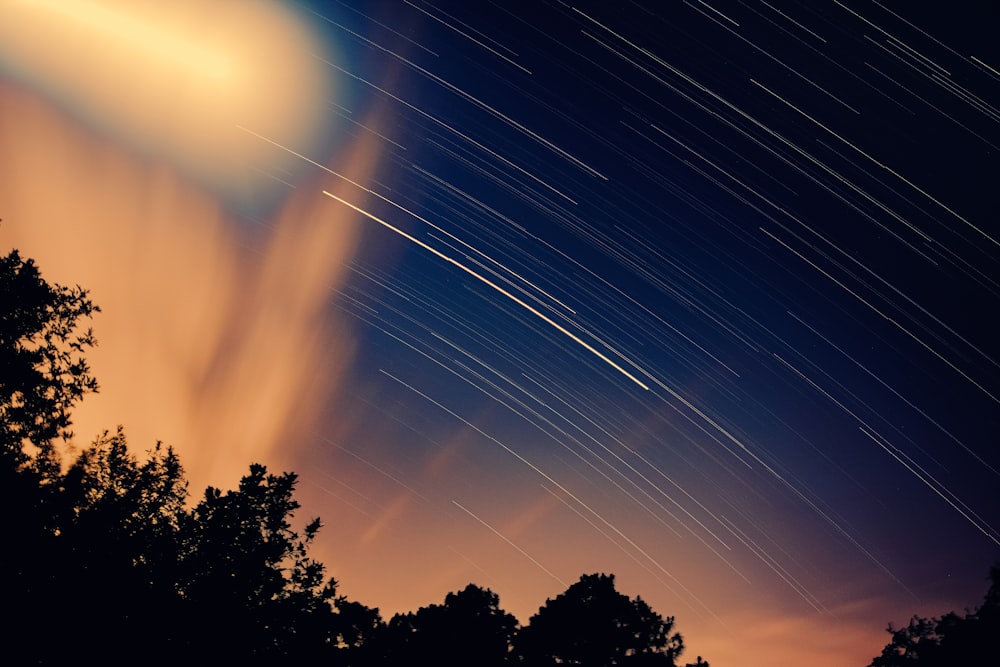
3;247;997;666
866;564;1000;666
0;247;708;665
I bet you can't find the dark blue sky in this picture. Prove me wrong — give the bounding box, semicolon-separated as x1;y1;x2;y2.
283;2;1000;663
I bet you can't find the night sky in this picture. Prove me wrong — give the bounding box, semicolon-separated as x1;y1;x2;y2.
1;1;998;665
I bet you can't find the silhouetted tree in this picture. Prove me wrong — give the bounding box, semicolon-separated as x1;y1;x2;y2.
332;596;387;666
381;583;518;667
41;428;189;659
1;248;103;661
59;427;187;564
868;564;1000;667
0;249;98;476
1;249;706;666
0;249;383;664
173;464;342;661
515;573;690;667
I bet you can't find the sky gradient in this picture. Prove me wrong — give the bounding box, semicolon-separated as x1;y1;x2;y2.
1;2;998;665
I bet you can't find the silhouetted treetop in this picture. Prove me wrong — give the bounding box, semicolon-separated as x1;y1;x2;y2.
516;573;690;667
1;249;98;475
382;583;517;666
868;563;1000;666
177;463;342;639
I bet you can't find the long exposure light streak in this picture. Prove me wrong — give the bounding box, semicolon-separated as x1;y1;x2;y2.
324;191;652;390
5;3;998;666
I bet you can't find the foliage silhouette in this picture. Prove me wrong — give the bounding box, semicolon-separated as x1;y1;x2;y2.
175;464;343;661
0;249;98;475
0;248;709;665
380;583;518;666
0;249;376;663
867;563;1000;666
333;596;387;666
515;573;697;667
1;248;106;662
6;430;376;663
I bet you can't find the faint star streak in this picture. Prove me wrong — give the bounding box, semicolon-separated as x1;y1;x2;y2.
762;228;1000;405
402;0;532;74
379;368;724;614
860;428;1000;546
13;2;997;661
452;500;566;587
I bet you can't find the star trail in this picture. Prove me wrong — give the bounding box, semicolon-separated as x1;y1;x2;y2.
1;1;998;665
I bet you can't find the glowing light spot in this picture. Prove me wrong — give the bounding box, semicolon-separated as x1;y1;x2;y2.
0;0;336;208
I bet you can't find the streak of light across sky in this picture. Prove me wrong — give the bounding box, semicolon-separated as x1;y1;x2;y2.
1;2;999;667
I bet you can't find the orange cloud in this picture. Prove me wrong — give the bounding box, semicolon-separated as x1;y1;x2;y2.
0;79;379;492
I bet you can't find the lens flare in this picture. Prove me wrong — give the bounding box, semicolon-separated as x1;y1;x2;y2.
0;0;335;210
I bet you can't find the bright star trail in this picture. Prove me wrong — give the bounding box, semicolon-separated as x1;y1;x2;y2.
1;2;998;666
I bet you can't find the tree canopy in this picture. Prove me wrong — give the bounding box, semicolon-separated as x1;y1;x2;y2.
0;247;715;664
0;249;362;663
380;583;518;667
516;573;693;667
868;564;1000;667
0;248;98;474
